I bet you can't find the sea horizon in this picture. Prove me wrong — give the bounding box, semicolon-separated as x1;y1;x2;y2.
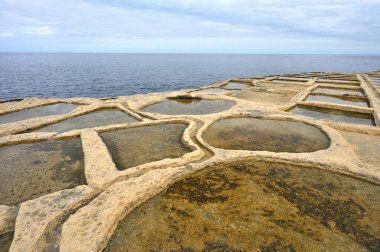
1;52;380;56
1;53;380;100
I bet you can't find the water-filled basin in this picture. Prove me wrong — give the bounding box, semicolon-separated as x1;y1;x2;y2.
99;123;192;170
0;103;78;124
203;117;330;153
0;138;85;205
141;98;234;115
106;160;380;251
289;105;375;126
30;109;137;133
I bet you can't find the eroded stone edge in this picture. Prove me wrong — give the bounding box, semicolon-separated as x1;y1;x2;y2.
195;112;380;183
10;185;97;252
81;118;204;190
0;102;142;137
60;167;185;252
0;72;379;251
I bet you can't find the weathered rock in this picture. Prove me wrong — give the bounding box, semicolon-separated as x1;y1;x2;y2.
0;71;379;251
60;167;186;252
10;185;96;252
81;130;119;189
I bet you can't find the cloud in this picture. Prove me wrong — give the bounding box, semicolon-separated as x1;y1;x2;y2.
21;26;55;35
0;32;13;37
0;0;379;53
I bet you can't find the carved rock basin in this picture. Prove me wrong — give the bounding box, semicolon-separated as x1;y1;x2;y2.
203;117;330;153
99;123;192;170
0;103;78;124
30;109;137;133
289;105;375;126
106;160;380;251
0;138;85;206
141;98;235;115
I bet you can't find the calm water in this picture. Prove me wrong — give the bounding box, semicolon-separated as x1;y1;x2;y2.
0;53;379;100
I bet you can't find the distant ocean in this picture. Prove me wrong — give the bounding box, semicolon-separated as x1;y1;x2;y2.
0;53;379;100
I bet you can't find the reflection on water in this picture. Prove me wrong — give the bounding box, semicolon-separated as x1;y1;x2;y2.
305;94;369;108
255;82;306;92
223;82;250;90
100;123;192;170
316;80;360;86
369;77;380;85
313;87;364;96
141;99;234;115
203;117;330;153
289;105;375;126
0;103;78;124
2;53;380;100
30;109;137;133
0;139;85;205
106;160;380;252
192;88;230;95
231;90;295;103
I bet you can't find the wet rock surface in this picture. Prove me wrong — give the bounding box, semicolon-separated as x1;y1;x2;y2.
0;206;18;235
0;232;13;252
106;160;380;252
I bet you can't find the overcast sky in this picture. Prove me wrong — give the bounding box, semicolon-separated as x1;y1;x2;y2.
0;0;379;53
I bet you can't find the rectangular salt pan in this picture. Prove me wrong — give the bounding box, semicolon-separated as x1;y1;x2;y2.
223;82;250;89
305;94;369;108
0;103;78;124
31;109;138;133
0;139;85;205
99;124;191;170
289;105;375;126
313;87;364;97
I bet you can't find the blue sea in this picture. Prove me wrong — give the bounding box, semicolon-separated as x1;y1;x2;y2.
0;53;379;100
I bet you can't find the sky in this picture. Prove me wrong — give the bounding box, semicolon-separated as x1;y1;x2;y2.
0;0;379;54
